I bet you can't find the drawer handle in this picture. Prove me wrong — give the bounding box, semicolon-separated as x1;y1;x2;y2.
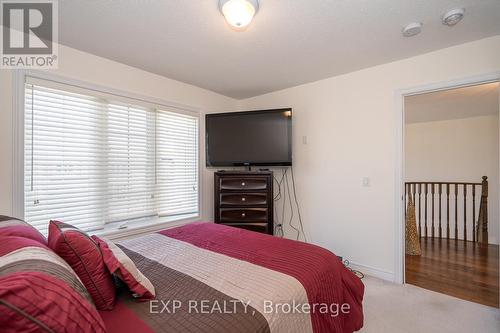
241;212;246;218
241;197;246;202
241;182;246;186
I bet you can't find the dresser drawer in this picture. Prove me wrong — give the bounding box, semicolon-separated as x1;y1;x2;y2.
220;208;268;222
220;193;267;206
220;178;268;191
221;223;269;234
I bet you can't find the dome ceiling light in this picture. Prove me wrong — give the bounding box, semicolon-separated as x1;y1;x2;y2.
219;0;259;31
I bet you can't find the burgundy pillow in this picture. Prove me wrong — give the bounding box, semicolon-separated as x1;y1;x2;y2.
93;236;155;299
48;220;116;310
0;215;47;245
0;235;107;333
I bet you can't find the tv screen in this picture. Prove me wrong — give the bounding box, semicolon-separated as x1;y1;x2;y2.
206;109;292;167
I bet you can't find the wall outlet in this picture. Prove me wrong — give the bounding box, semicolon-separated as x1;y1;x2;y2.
302;135;308;145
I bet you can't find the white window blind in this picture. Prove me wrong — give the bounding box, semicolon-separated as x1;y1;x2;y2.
24;80;199;235
106;102;156;223
156;110;199;216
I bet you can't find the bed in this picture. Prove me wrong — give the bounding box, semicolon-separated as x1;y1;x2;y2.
98;222;364;333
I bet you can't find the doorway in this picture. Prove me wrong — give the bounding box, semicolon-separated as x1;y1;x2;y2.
402;81;499;307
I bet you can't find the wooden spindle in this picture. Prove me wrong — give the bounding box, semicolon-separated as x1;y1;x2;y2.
412;183;416;207
438;184;442;239
477;176;489;244
454;184;458;240
431;184;435;238
446;184;450;239
424;183;428;238
418;184;422;236
463;184;467;241
472;184;476;242
411;184;416;232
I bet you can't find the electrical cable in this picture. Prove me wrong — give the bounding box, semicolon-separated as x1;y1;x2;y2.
281;170;288;237
272;167;307;241
273;169;287;237
284;169;300;240
273;168;286;201
343;259;364;279
290;166;307;242
273;197;281;236
273;171;281;237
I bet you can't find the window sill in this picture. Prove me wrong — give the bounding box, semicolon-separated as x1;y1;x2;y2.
92;213;202;241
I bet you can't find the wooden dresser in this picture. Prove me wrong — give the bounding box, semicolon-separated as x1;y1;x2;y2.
214;171;274;235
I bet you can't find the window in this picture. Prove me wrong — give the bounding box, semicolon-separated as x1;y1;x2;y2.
24;79;199;234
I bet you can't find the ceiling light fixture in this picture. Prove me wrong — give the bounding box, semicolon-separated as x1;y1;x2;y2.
442;8;465;26
219;0;259;30
402;22;423;37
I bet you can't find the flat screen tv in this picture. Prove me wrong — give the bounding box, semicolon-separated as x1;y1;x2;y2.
206;108;292;167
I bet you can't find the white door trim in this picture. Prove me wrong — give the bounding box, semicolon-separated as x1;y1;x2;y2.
394;72;500;284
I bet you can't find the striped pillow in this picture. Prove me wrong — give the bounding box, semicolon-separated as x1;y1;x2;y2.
0;215;46;245
93;236;155;299
48;220;116;310
0;236;107;333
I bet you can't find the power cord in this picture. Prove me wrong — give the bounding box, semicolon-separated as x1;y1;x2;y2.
273;168;287;201
290;166;307;242
284;168;301;240
343;259;364;279
272;167;307;242
273;169;287;237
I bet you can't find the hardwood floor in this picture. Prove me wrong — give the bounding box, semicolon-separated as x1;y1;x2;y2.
405;237;499;308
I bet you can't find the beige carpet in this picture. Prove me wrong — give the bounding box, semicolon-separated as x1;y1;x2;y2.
360;276;500;333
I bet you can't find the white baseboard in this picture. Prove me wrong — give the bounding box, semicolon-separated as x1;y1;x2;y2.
347;261;395;282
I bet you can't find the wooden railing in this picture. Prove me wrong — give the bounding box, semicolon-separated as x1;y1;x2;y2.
405;176;488;244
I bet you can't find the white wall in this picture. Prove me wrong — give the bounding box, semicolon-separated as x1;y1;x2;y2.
236;35;500;280
0;44;238;221
405;116;499;244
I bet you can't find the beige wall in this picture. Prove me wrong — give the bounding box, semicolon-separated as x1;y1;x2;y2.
0;44;238;221
406;116;499;244
236;35;500;279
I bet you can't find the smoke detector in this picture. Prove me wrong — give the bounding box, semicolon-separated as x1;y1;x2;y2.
402;22;423;37
442;8;465;26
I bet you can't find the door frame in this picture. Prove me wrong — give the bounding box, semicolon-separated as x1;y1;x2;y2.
394;72;500;284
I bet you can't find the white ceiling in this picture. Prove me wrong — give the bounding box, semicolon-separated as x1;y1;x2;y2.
405;82;499;123
58;0;500;99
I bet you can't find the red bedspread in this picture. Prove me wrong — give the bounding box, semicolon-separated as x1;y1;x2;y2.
160;223;364;333
100;222;364;333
